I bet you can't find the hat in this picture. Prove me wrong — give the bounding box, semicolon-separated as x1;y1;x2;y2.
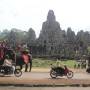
5;55;9;59
25;49;29;52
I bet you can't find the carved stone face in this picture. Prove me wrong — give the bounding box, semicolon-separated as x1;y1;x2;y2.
47;10;56;22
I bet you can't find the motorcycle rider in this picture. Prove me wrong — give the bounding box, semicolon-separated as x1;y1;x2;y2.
56;59;66;74
3;55;15;74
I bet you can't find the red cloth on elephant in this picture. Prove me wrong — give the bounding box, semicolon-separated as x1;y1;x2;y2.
0;49;4;59
22;54;29;64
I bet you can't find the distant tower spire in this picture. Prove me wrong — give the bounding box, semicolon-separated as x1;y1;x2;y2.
47;10;56;22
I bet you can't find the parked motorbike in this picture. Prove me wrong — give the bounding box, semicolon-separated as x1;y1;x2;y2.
0;65;22;77
50;64;73;79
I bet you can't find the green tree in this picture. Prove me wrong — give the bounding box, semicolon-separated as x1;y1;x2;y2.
27;28;36;46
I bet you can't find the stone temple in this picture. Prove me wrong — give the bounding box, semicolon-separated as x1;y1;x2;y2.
38;10;65;55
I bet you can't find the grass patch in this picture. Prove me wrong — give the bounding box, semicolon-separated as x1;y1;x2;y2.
32;58;77;68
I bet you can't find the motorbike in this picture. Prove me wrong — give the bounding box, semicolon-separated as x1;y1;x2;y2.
50;64;73;79
0;65;22;77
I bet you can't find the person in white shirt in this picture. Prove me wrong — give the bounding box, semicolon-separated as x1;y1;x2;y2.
3;55;15;74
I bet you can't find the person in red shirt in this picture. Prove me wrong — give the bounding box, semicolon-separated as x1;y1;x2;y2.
21;49;32;72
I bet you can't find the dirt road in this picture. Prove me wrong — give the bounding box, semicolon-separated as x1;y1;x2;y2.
0;72;90;86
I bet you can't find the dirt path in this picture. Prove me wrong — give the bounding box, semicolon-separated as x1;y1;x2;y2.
0;72;90;86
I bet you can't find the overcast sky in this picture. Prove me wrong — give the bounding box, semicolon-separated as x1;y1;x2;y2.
0;0;90;37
